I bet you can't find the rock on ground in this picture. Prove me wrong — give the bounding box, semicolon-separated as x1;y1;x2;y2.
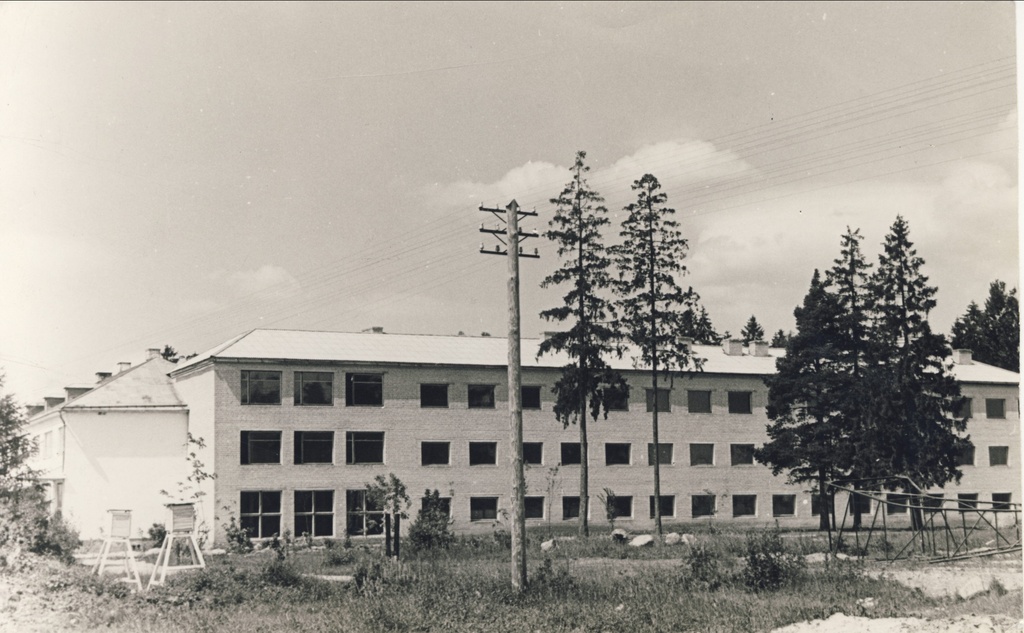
541;539;556;552
628;535;655;547
610;529;629;543
664;532;681;545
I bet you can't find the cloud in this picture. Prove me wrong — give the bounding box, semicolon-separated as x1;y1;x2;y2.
211;264;302;300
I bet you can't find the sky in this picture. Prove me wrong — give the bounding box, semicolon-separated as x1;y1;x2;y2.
0;2;1018;404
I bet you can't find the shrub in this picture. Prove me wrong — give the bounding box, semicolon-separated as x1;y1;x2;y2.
261;559;302;587
686;543;727;591
741;528;806;591
408;489;455;551
325;547;355;566
148;522;167;544
222;516;253;554
0;488;81;565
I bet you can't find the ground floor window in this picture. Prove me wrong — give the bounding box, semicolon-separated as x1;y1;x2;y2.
732;494;757;517
470;497;499;521
607;495;633;519
562;496;580;520
957;493;979;510
992;492;1012;510
346;489;383;536
772;494;796;517
240;490;282;538
886;493;909;515
295;490;334;537
524;496;545;519
649;495;675;518
811;493;835;517
691;494;715;518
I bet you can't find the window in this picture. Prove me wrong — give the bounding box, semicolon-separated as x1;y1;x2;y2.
647;443;673;466
346;489;383;536
992;493;1012;510
986;398;1006;419
730;444;756;466
294;372;333;406
955;445;975;466
420;496;452;516
606;383;629;411
811;493;834;517
470;497;498;521
523;442;543;465
733;494;757;517
957;493;979;510
525;496;545;519
957;397;973;419
420;384;449;408
295;490;334;537
989;446;1010;466
420;441;450;466
649;495;675;518
294;431;333;464
605;443;631;466
468;385;496;409
772;495;796;517
346;374;383;406
521;386;541;410
692;494;716;518
241;431;282;465
689;443;714;466
645;388;671;413
240;491;281;538
469;441;497;466
728;391;752;414
886;493;909;515
608;496;633;519
687;390;712;414
560;442;581;465
345;432;384;464
562;496;580;519
922;494;945;513
848;495;871;514
241;370;281;405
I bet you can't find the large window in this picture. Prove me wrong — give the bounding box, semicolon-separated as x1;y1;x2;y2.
470;497;499;521
605;443;631;466
990;446;1010;466
295;490;334;537
730;444;756;466
345;432;384;464
687;390;712;414
469;441;498;466
986;398;1006;419
525;496;545;519
294;372;333;406
346;489;383;536
562;496;580;520
648;443;673;466
346;373;383;406
646;389;671;413
955;445;976;466
421;441;451;466
521;386;541;410
992;493;1013;510
560;442;582;465
811;493;835;517
241;370;281;405
606;382;629;411
420;384;449;408
689;443;714;466
886;493;909;515
957;493;979;510
957;397;973;419
523;442;543;465
240;491;281;538
241;431;282;465
728;391;752;414
294;431;334;464
772;494;796;517
691;494;716;518
733;495;757;517
608;496;633;519
420;496;452;516
649;495;675;518
468;385;496;409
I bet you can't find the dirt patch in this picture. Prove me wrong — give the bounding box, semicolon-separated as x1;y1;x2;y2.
772;613;1022;633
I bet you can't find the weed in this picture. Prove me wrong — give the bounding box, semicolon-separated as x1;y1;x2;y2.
741;528;806;591
686;544;728;591
221;516;253;554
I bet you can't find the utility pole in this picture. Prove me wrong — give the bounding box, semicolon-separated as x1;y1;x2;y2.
479;199;538;592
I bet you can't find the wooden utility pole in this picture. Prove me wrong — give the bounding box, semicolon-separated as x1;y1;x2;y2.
479;200;538;592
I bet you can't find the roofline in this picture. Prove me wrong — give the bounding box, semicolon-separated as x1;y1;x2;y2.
63;405;188;412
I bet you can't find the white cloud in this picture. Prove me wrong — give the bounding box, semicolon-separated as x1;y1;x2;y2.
211;264;302;299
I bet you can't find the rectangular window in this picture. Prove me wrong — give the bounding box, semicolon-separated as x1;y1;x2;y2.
468;385;496;409
420;384;449;408
562;496;580;520
955;445;976;466
922;494;945;513
345;432;384;465
241;370;281;405
730;444;756;466
957;397;973;419
420;441;450;466
294;372;333;406
469;441;497;466
294;431;333;464
849;495;871;514
608;496;633;519
346;489;383;536
886;493;909;515
689;443;714;466
560;442;582;465
992;493;1012;510
521;386;541;410
811;493;835;517
986;398;1006;419
606;383;629;411
646;388;671;413
687;390;712;414
470;497;498;521
420;496;452;517
605;443;631;466
649;495;675;518
989;446;1010;466
733;494;757;517
523;442;543;465
728;391;752;414
957;493;979;510
772;494;796;517
294;490;334;537
525;496;545;519
240;491;281;538
346;373;383;406
647;443;674;466
241;431;282;465
691;494;716;518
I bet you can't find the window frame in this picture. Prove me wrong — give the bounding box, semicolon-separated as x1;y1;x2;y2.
560;442;582;466
691;494;716;518
732;494;758;518
293;371;333;406
420;441;451;466
727;391;753;414
986;398;1006;419
992;492;1013;510
240;490;282;538
606;382;630;411
689;443;715;466
957;397;973;419
772;494;796;517
419;384;449;408
687;390;712;414
294;490;335;538
729;443;756;466
523;442;543;465
649;495;675;519
989;445;1010;467
468;441;498;466
468;384;496;409
647;443;674;466
886;493;909;515
957;493;979;510
562;496;580;520
346;489;383;536
241;430;282;465
345;431;385;465
521;386;542;410
293;431;334;465
241;370;282;405
604;442;632;466
645;388;671;413
524;496;545;519
470;496;499;522
608;495;633;520
955;445;976;467
345;373;384;407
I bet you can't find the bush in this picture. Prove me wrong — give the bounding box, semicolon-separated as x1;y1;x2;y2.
325;547;355;566
148;522;167;544
408;489;455;551
0;488;81;565
686;543;727;591
222;516;253;554
741;528;806;591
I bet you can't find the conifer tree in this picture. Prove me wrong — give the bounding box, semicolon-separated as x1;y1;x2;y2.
951;281;1019;372
740;316;765;345
0;373;36;500
611;173;702;538
680;303;723;344
538;151;625;538
769;329;790;348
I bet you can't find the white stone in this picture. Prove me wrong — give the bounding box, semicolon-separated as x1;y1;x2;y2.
541;539;556;552
629;534;655;547
610;528;629;543
956;576;988;599
663;532;681;545
680;533;696;545
804;552;827;563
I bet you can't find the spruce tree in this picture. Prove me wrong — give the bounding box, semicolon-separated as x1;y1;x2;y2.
769;329;791;348
680;303;723;344
611;173;702;538
951;281;1019;372
740;316;765;345
538;151;624;538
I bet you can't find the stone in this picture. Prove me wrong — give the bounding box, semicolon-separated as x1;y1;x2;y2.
541;539;556;552
955;576;988;599
206;548;227;556
680;533;696;545
804;552;827;564
663;532;681;545
628;534;655;547
610;528;629;543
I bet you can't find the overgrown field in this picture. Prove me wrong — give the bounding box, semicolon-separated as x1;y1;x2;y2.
1;526;1019;633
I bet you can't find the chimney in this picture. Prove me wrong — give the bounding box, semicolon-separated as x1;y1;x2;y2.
25;404;44;418
749;340;770;357
953;349;973;365
43;396;65;410
722;339;744;356
96;371;112;383
65;386;91;401
362;326;385;334
117;361;131;373
147;348;161;360
679;336;694;352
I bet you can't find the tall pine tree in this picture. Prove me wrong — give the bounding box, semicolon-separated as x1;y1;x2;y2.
538;151;625;538
611;173;702;538
951;280;1019;372
740;316;765;344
